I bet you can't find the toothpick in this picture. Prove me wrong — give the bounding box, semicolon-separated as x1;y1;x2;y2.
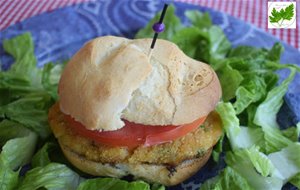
148;4;169;59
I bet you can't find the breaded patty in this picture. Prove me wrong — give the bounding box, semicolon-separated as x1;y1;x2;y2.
49;103;222;166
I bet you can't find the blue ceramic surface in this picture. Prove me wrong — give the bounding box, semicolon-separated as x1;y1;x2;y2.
0;1;299;189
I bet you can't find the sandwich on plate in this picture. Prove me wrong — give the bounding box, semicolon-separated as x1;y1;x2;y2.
48;36;223;186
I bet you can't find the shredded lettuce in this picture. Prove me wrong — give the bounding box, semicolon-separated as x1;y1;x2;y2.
1;4;299;190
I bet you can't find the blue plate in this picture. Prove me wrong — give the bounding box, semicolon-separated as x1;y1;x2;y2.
0;1;299;189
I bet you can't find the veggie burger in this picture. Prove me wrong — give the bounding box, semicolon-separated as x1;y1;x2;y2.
48;36;223;186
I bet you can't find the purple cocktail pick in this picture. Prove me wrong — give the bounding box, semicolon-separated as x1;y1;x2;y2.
148;4;169;57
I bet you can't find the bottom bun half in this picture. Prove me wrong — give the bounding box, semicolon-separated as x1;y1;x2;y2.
49;102;222;186
62;145;212;186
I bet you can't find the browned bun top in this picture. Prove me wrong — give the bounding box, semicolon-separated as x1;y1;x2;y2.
58;36;221;131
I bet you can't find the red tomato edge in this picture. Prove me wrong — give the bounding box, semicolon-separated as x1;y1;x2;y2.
64;115;206;148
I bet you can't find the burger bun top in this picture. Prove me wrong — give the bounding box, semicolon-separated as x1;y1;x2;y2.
58;36;221;131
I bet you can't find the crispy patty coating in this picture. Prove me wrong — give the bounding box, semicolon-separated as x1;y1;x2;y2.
49;103;222;166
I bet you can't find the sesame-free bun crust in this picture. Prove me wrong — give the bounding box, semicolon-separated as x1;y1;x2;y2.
59;36;221;131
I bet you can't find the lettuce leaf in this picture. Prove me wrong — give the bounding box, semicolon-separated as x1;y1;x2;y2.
42;62;65;100
246;147;275;177
217;64;244;101
135;5;181;40
268;143;300;182
18;163;82;190
207;26;231;62
31;142;57;168
77;178;151;190
178;10;231;63
1;33;64;138
215;102;240;150
200;167;252;190
254;69;296;153
254;68;296;129
212;134;224;162
203;144;300;190
233;75;267;114
0;92;53;138
0;160;19;190
266;42;283;62
0;132;37;170
290;173;300;189
2;33;41;87
225;148;283;190
172;27;208;59
232;127;265;151
184;11;212;29
0;120;37;190
0;120;31;146
282;123;300;142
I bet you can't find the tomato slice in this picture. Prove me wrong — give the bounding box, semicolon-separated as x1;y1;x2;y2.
65;115;206;148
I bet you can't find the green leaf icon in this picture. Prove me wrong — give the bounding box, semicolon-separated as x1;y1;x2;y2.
269;3;294;27
282;3;294;20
